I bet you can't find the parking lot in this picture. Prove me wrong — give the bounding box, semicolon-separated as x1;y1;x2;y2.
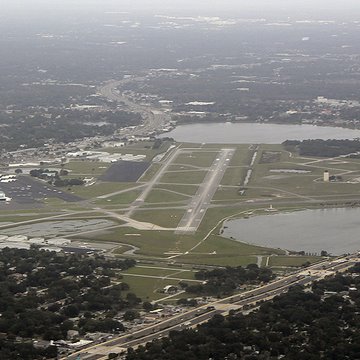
0;175;82;206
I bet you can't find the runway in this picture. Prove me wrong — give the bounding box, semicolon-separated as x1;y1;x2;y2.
175;148;235;234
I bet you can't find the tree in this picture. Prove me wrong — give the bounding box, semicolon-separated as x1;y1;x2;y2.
62;304;80;318
30;169;42;177
54;179;65;187
152;139;163;149
143;301;154;312
126;293;141;306
60;320;74;336
177;298;198;307
124;310;139;321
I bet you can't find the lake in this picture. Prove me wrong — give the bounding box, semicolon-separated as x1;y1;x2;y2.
222;208;360;255
161;122;360;143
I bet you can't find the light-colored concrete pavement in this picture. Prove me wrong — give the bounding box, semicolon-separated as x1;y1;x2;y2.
175;148;235;234
65;255;360;360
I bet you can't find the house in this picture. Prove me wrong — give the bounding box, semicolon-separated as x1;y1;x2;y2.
163;285;178;294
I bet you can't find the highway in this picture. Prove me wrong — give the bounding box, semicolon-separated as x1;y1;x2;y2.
175;148;235;234
65;254;360;360
98;80;170;137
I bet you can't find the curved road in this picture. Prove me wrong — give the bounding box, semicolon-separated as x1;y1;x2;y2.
98;80;171;137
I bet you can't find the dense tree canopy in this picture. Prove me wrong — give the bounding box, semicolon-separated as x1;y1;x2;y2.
126;267;360;360
0;248;137;359
283;139;360;157
185;264;274;297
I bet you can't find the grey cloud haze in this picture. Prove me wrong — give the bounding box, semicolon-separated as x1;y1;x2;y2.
1;0;360;19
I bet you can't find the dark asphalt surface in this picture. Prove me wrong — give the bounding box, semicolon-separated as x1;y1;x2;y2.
65;256;359;359
0;175;82;207
100;161;150;182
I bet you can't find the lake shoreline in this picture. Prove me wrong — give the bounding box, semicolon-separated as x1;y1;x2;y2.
221;207;360;256
160;122;360;144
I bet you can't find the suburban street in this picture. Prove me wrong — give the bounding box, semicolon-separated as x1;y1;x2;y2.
65;254;360;360
4;5;360;360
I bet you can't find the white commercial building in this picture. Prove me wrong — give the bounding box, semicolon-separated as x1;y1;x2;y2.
324;170;330;182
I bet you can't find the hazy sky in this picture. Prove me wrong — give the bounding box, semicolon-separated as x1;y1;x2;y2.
2;0;360;18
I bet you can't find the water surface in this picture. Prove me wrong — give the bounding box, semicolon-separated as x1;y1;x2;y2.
162;123;360;143
222;208;360;255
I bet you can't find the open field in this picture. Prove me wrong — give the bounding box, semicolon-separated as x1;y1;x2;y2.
84;228;197;257
138;163;162;182
175;254;258;267
159;170;207;184
4;141;356;270
268;256;322;267
124;265;197;279
212;187;242;201
308;159;360;172
0;215;55;224
119;265;199;301
132;209;185;228
228;145;253;166
68;182;135;198
0;208;102;219
190;233;285;256
167;164;206;172
244;145;360;199
120;275;181;301
95;189;143;205
42;197;83;208
154;184;198;196
64;161;109;176
174;151;218;168
79;217;284;263
196;207;250;233
144;189;190;204
220;167;246;186
103;140;172;161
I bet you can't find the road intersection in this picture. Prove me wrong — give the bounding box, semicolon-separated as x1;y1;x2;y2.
65;254;360;360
